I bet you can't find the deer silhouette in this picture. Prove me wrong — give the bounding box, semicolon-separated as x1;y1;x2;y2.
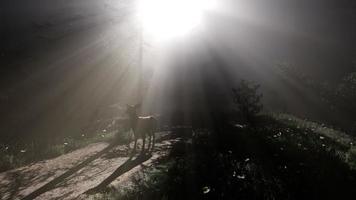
126;104;157;153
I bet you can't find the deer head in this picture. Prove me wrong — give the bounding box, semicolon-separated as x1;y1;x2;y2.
126;104;141;119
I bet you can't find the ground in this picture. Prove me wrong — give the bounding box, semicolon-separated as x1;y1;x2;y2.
0;132;176;200
1;116;356;200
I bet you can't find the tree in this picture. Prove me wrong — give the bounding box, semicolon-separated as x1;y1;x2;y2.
232;80;263;124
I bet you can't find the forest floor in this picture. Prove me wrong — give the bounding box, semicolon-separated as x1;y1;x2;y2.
1;115;356;200
0;132;177;200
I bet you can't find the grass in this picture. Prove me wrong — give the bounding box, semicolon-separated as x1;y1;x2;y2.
88;162;174;200
95;114;356;200
271;113;356;168
271;113;354;147
0;129;131;172
2;112;356;199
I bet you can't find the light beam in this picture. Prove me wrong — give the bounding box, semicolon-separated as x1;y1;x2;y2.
137;0;216;41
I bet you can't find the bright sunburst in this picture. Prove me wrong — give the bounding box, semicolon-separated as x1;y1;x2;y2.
138;0;216;41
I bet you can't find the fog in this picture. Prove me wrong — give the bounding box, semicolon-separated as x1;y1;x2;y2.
1;0;355;140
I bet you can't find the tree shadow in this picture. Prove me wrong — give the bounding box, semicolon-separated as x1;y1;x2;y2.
3;132;169;200
0;161;52;200
21;143;116;200
1;171;23;200
85;152;152;194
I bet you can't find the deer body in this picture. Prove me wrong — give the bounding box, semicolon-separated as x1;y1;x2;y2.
127;105;157;152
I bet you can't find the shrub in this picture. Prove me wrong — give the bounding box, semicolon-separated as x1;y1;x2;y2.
347;146;356;169
232;80;263;124
276;63;356;132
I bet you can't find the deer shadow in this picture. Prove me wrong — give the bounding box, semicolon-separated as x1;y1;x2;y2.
9;129;165;200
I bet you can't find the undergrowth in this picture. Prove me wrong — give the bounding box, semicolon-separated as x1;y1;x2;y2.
100;115;356;200
0;130;131;172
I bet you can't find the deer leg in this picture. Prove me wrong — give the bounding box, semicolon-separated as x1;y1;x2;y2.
152;132;155;151
132;137;137;154
127;131;132;150
141;136;146;153
150;134;154;151
148;134;152;151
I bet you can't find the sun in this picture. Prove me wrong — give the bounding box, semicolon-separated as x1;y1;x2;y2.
138;0;216;41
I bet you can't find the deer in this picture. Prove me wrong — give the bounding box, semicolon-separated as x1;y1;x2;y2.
126;104;157;153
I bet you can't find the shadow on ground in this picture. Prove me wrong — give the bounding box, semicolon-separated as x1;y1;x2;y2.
0;131;175;200
85;153;152;194
21;143;116;200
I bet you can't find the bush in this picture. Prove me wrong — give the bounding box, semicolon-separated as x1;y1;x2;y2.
232;80;263;124
276;63;356;132
347;146;356;169
124;118;356;199
335;72;356;113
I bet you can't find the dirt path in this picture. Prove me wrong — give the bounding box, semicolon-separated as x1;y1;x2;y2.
0;132;177;200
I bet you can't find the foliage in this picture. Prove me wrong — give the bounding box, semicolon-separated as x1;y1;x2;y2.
277;63;356;132
272;113;353;148
347;146;356;169
0;131;119;172
335;72;356;113
232;80;263;123
104;116;356;200
0;114;133;172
